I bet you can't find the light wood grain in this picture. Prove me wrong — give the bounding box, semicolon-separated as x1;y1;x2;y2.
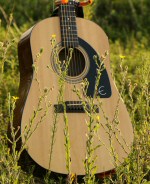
21;17;134;175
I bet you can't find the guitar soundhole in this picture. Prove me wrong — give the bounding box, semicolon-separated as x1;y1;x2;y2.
51;45;90;83
59;48;85;77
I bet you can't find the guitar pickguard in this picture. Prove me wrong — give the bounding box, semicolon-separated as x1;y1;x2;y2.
78;37;112;98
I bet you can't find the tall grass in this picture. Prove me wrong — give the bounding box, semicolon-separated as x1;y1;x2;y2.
0;11;150;184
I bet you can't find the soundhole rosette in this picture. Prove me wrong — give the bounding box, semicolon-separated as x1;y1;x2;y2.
51;44;90;84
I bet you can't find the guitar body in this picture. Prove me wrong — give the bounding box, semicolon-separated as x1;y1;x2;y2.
16;16;133;175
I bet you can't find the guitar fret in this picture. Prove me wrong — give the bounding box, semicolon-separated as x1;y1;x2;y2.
61;33;78;36
61;29;77;32
60;28;78;32
62;36;78;41
62;42;79;48
61;26;76;29
61;8;76;12
62;37;79;41
61;25;77;27
61;29;78;33
60;15;76;17
62;35;78;38
60;21;76;24
62;40;78;43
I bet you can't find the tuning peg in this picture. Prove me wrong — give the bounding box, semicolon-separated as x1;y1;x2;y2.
61;0;69;4
55;0;93;6
55;0;68;6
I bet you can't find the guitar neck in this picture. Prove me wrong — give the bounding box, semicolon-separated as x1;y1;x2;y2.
59;2;79;48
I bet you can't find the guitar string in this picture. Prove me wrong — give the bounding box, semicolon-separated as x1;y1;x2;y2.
68;1;71;76
68;0;76;104
65;1;70;102
74;0;83;107
60;3;68;102
74;1;79;81
71;0;78;107
72;1;77;79
68;0;74;104
65;1;72;102
74;1;78;80
67;0;75;108
75;2;82;85
70;1;76;81
64;2;70;102
73;0;79;107
71;0;76;107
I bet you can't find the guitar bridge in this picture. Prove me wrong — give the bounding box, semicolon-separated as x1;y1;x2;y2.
54;101;99;113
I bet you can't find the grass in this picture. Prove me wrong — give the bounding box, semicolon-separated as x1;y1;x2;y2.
0;12;150;184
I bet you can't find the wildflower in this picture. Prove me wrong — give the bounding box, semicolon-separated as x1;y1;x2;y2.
96;115;100;121
50;34;56;46
51;34;56;39
70;173;76;183
119;55;126;59
12;96;19;100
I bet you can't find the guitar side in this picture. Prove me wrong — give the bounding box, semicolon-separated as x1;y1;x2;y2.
16;17;134;175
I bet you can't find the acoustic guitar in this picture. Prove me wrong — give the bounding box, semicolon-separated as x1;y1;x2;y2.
14;0;134;175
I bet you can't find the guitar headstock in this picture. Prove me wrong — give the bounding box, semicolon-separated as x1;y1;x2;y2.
55;0;78;6
55;0;93;7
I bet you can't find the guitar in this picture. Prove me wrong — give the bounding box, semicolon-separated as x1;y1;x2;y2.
14;0;134;175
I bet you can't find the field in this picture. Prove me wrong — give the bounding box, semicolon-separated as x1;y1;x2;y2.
0;3;150;184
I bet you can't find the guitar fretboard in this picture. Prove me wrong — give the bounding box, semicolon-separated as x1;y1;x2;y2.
59;2;79;48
